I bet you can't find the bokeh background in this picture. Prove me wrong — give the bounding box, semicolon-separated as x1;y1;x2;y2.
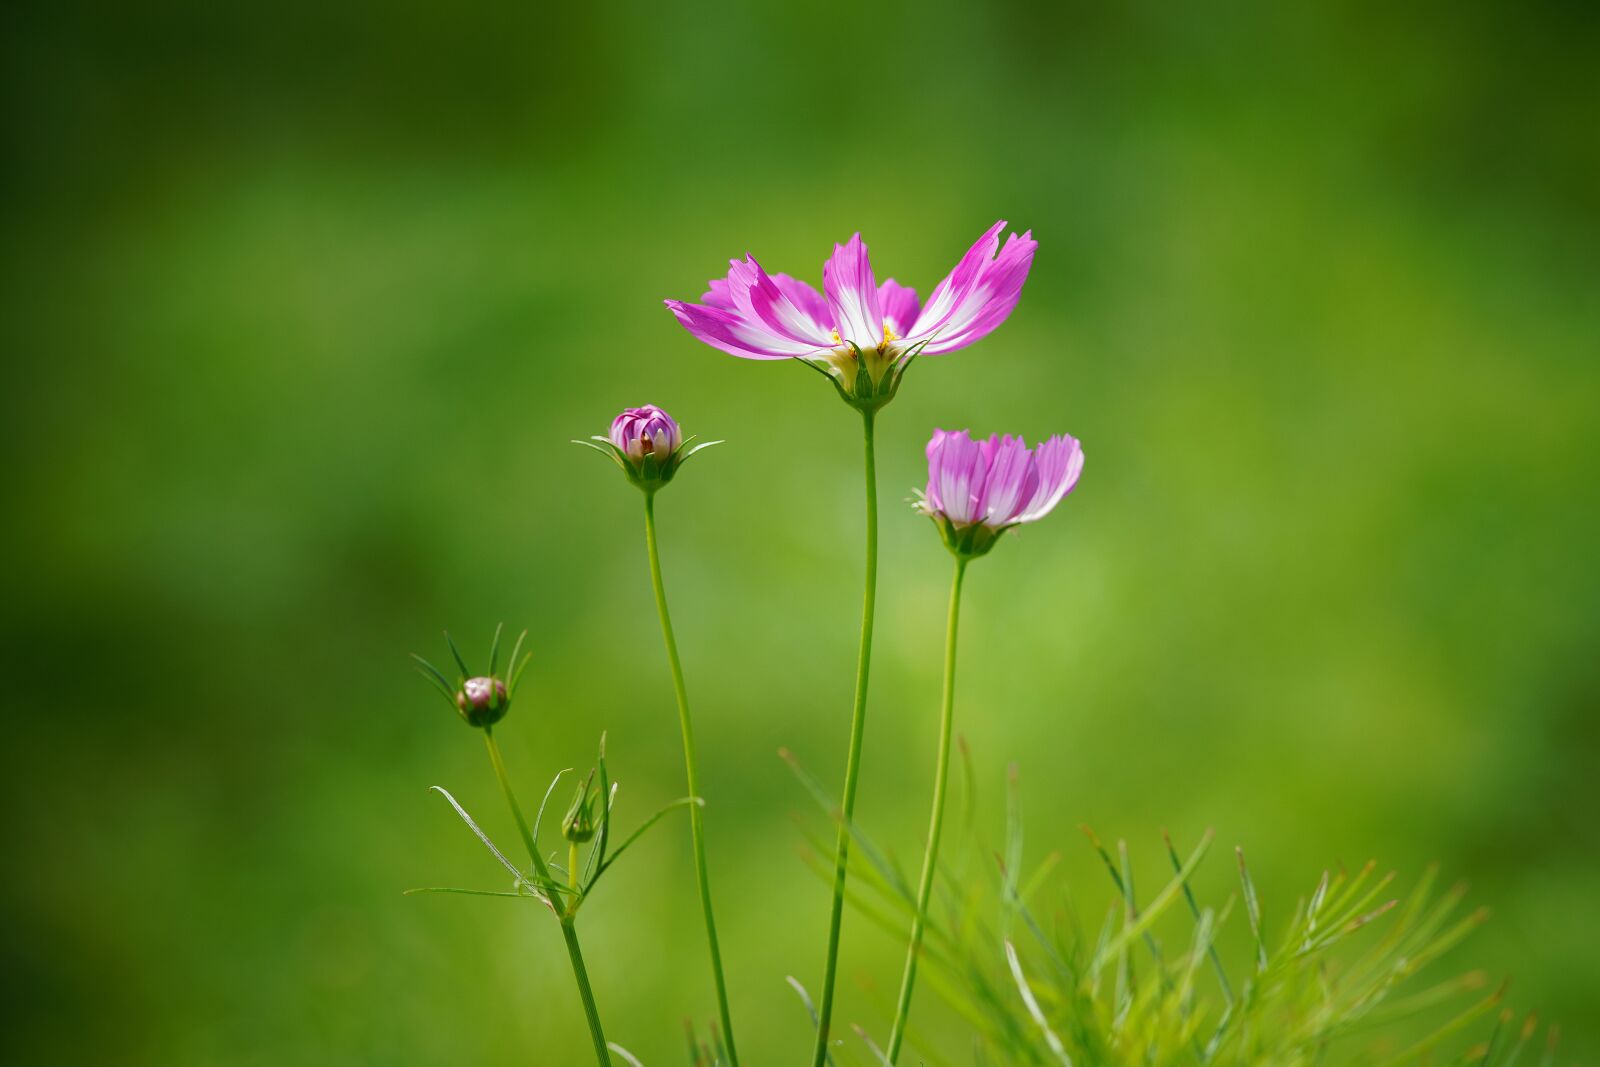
4;1;1597;1062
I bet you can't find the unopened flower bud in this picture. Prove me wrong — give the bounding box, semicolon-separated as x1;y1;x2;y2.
577;404;720;493
610;404;682;462
412;626;530;730
455;675;509;728
562;775;600;843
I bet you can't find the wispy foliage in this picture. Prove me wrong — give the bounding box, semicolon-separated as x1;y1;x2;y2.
787;753;1556;1067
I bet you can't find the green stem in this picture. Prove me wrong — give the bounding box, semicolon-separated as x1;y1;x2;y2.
560;918;613;1067
812;409;879;1067
643;492;740;1066
483;728;556;887
886;555;968;1062
484;729;608;1064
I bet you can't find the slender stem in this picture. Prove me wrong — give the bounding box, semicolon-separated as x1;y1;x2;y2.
484;729;609;1064
886;555;968;1062
483;728;556;886
643;492;740;1066
560;918;613;1067
812;409;879;1067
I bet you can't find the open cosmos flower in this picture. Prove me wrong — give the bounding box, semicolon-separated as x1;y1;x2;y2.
577;404;720;493
917;428;1084;558
665;221;1037;410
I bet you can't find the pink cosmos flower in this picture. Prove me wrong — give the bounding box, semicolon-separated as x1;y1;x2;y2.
664;221;1037;408
577;404;720;493
916;428;1084;557
609;404;682;461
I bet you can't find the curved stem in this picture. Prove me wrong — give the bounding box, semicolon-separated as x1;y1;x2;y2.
484;729;608;1063
643;492;740;1066
483;728;555;887
886;555;968;1062
811;409;880;1067
560;918;613;1067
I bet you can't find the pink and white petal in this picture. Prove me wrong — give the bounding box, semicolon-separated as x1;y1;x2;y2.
822;233;883;350
904;221;1007;345
664;300;812;360
975;434;1038;526
1018;434;1084;523
772;273;831;334
726;256;835;349
920;231;1037;355
702;277;737;310
923;429;955;513
934;430;986;525
877;278;920;338
906;224;1037;355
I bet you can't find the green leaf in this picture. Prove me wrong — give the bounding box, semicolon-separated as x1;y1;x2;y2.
1165;828;1234;1007
410;655;456;704
509;649;533;696
784;977;839;1067
1005;942;1075;1067
443;630;471;678
487;622;503;677
403;886;534;899
595;796;703;879
1093;829;1213;970
677;439;725;465
606;1042;644;1067
1237;846;1268;973
533;768;571;845
779;747;913;902
427;785;557;902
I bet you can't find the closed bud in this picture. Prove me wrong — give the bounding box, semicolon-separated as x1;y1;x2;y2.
577;404;720;493
455;676;509;728
411;625;531;730
562;773;600;843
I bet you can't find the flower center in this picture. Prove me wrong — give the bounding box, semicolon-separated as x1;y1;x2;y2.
830;321;900;352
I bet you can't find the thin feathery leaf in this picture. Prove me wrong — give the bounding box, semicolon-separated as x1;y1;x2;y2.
411;658;457;705
443;630;471;677
1005;941;1074;1067
786;977;839;1067
596;797;703;878
1094;830;1214;968
1238;846;1268;973
678;439;725;464
429;786;528;886
487;622;503;677
852;1025;892;1066
607;1042;645;1067
505;629;527;689
780;747;913;901
533;768;572;845
1165;827;1234;1007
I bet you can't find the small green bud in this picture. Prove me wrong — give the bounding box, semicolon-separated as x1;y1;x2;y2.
562;774;599;843
455;676;510;728
411;625;530;730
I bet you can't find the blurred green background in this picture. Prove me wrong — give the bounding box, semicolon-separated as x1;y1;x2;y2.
3;0;1597;1062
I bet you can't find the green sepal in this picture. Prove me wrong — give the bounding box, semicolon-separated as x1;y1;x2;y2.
930;513;1009;559
577;432;723;494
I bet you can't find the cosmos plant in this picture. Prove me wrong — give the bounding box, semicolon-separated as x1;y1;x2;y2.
581;404;739;1063
400;220;1552;1066
668;223;1037;1066
885;428;1085;1062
